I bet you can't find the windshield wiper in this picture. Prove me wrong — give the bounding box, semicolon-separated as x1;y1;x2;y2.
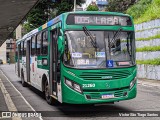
127;34;131;56
110;27;122;48
83;26;97;48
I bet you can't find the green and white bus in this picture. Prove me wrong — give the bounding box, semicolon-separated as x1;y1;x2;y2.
15;11;137;105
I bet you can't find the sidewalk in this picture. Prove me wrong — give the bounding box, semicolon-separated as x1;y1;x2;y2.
0;78;12;120
138;78;160;88
0;85;9;111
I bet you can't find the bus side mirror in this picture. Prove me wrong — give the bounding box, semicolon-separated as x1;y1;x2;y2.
58;36;64;54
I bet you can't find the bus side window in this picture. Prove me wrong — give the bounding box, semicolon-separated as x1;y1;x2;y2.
23;40;27;56
19;43;21;57
36;32;42;55
42;31;48;55
31;35;36;56
16;45;18;57
21;41;23;56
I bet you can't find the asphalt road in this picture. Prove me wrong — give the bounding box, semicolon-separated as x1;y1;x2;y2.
0;64;160;120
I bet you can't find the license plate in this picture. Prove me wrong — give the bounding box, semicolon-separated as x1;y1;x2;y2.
102;94;114;99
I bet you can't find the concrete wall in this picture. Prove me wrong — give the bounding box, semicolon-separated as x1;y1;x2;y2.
135;19;160;80
136;39;160;48
137;65;160;80
136;51;160;60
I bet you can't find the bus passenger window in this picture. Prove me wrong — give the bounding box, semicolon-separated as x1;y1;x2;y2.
18;43;21;57
36;33;42;55
31;36;36;56
16;45;18;57
21;42;23;56
23;41;27;56
42;31;48;55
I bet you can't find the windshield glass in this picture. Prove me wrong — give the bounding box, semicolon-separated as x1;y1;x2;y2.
64;30;135;68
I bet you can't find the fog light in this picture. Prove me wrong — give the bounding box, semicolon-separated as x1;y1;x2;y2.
130;77;137;89
73;83;82;93
86;95;91;99
123;92;128;96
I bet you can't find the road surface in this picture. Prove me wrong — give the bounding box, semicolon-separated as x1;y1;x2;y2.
0;64;160;120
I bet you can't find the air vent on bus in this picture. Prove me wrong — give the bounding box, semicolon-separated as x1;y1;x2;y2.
79;70;131;80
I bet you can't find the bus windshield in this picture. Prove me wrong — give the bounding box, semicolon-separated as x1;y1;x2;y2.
64;30;135;68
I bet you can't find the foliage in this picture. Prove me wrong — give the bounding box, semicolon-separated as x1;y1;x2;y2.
136;26;160;32
86;3;99;11
136;46;160;52
23;0;54;33
135;0;160;24
137;58;160;65
23;0;85;33
126;0;152;19
54;0;85;15
106;0;137;13
126;0;160;24
136;34;160;41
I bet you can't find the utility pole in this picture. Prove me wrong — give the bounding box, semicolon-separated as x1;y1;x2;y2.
74;0;76;11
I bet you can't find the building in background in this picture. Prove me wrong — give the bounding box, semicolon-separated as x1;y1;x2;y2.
96;0;108;11
0;25;21;64
0;42;6;64
0;39;16;64
6;39;16;63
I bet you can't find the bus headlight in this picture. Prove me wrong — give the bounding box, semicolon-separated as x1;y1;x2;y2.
130;77;137;89
65;79;72;87
65;78;82;93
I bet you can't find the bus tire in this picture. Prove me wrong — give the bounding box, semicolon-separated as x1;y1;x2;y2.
45;80;54;105
21;71;27;87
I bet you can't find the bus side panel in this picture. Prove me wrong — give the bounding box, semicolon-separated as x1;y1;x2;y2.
36;56;49;91
22;56;27;82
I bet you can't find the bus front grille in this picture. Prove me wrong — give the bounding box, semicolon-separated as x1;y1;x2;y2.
85;90;127;100
79;70;131;80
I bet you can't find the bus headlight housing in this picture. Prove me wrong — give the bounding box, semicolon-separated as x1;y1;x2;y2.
65;78;82;93
130;77;137;89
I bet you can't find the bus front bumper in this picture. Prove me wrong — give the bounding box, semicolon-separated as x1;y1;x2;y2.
62;83;137;104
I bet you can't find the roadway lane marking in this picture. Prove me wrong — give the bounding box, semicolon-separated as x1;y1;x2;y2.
0;78;21;120
0;70;43;120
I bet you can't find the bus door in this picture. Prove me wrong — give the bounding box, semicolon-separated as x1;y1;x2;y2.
26;39;31;83
50;29;59;96
17;43;21;77
30;36;37;85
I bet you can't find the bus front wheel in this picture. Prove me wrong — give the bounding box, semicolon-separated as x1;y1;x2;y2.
45;80;54;105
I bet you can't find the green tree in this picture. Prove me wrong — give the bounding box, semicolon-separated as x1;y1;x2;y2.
106;0;138;13
55;0;85;15
126;0;152;19
86;2;99;11
23;0;85;33
23;0;54;33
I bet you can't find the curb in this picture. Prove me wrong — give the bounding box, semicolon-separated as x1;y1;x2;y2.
137;79;160;88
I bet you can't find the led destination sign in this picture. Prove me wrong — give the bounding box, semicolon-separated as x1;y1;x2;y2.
67;14;132;26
